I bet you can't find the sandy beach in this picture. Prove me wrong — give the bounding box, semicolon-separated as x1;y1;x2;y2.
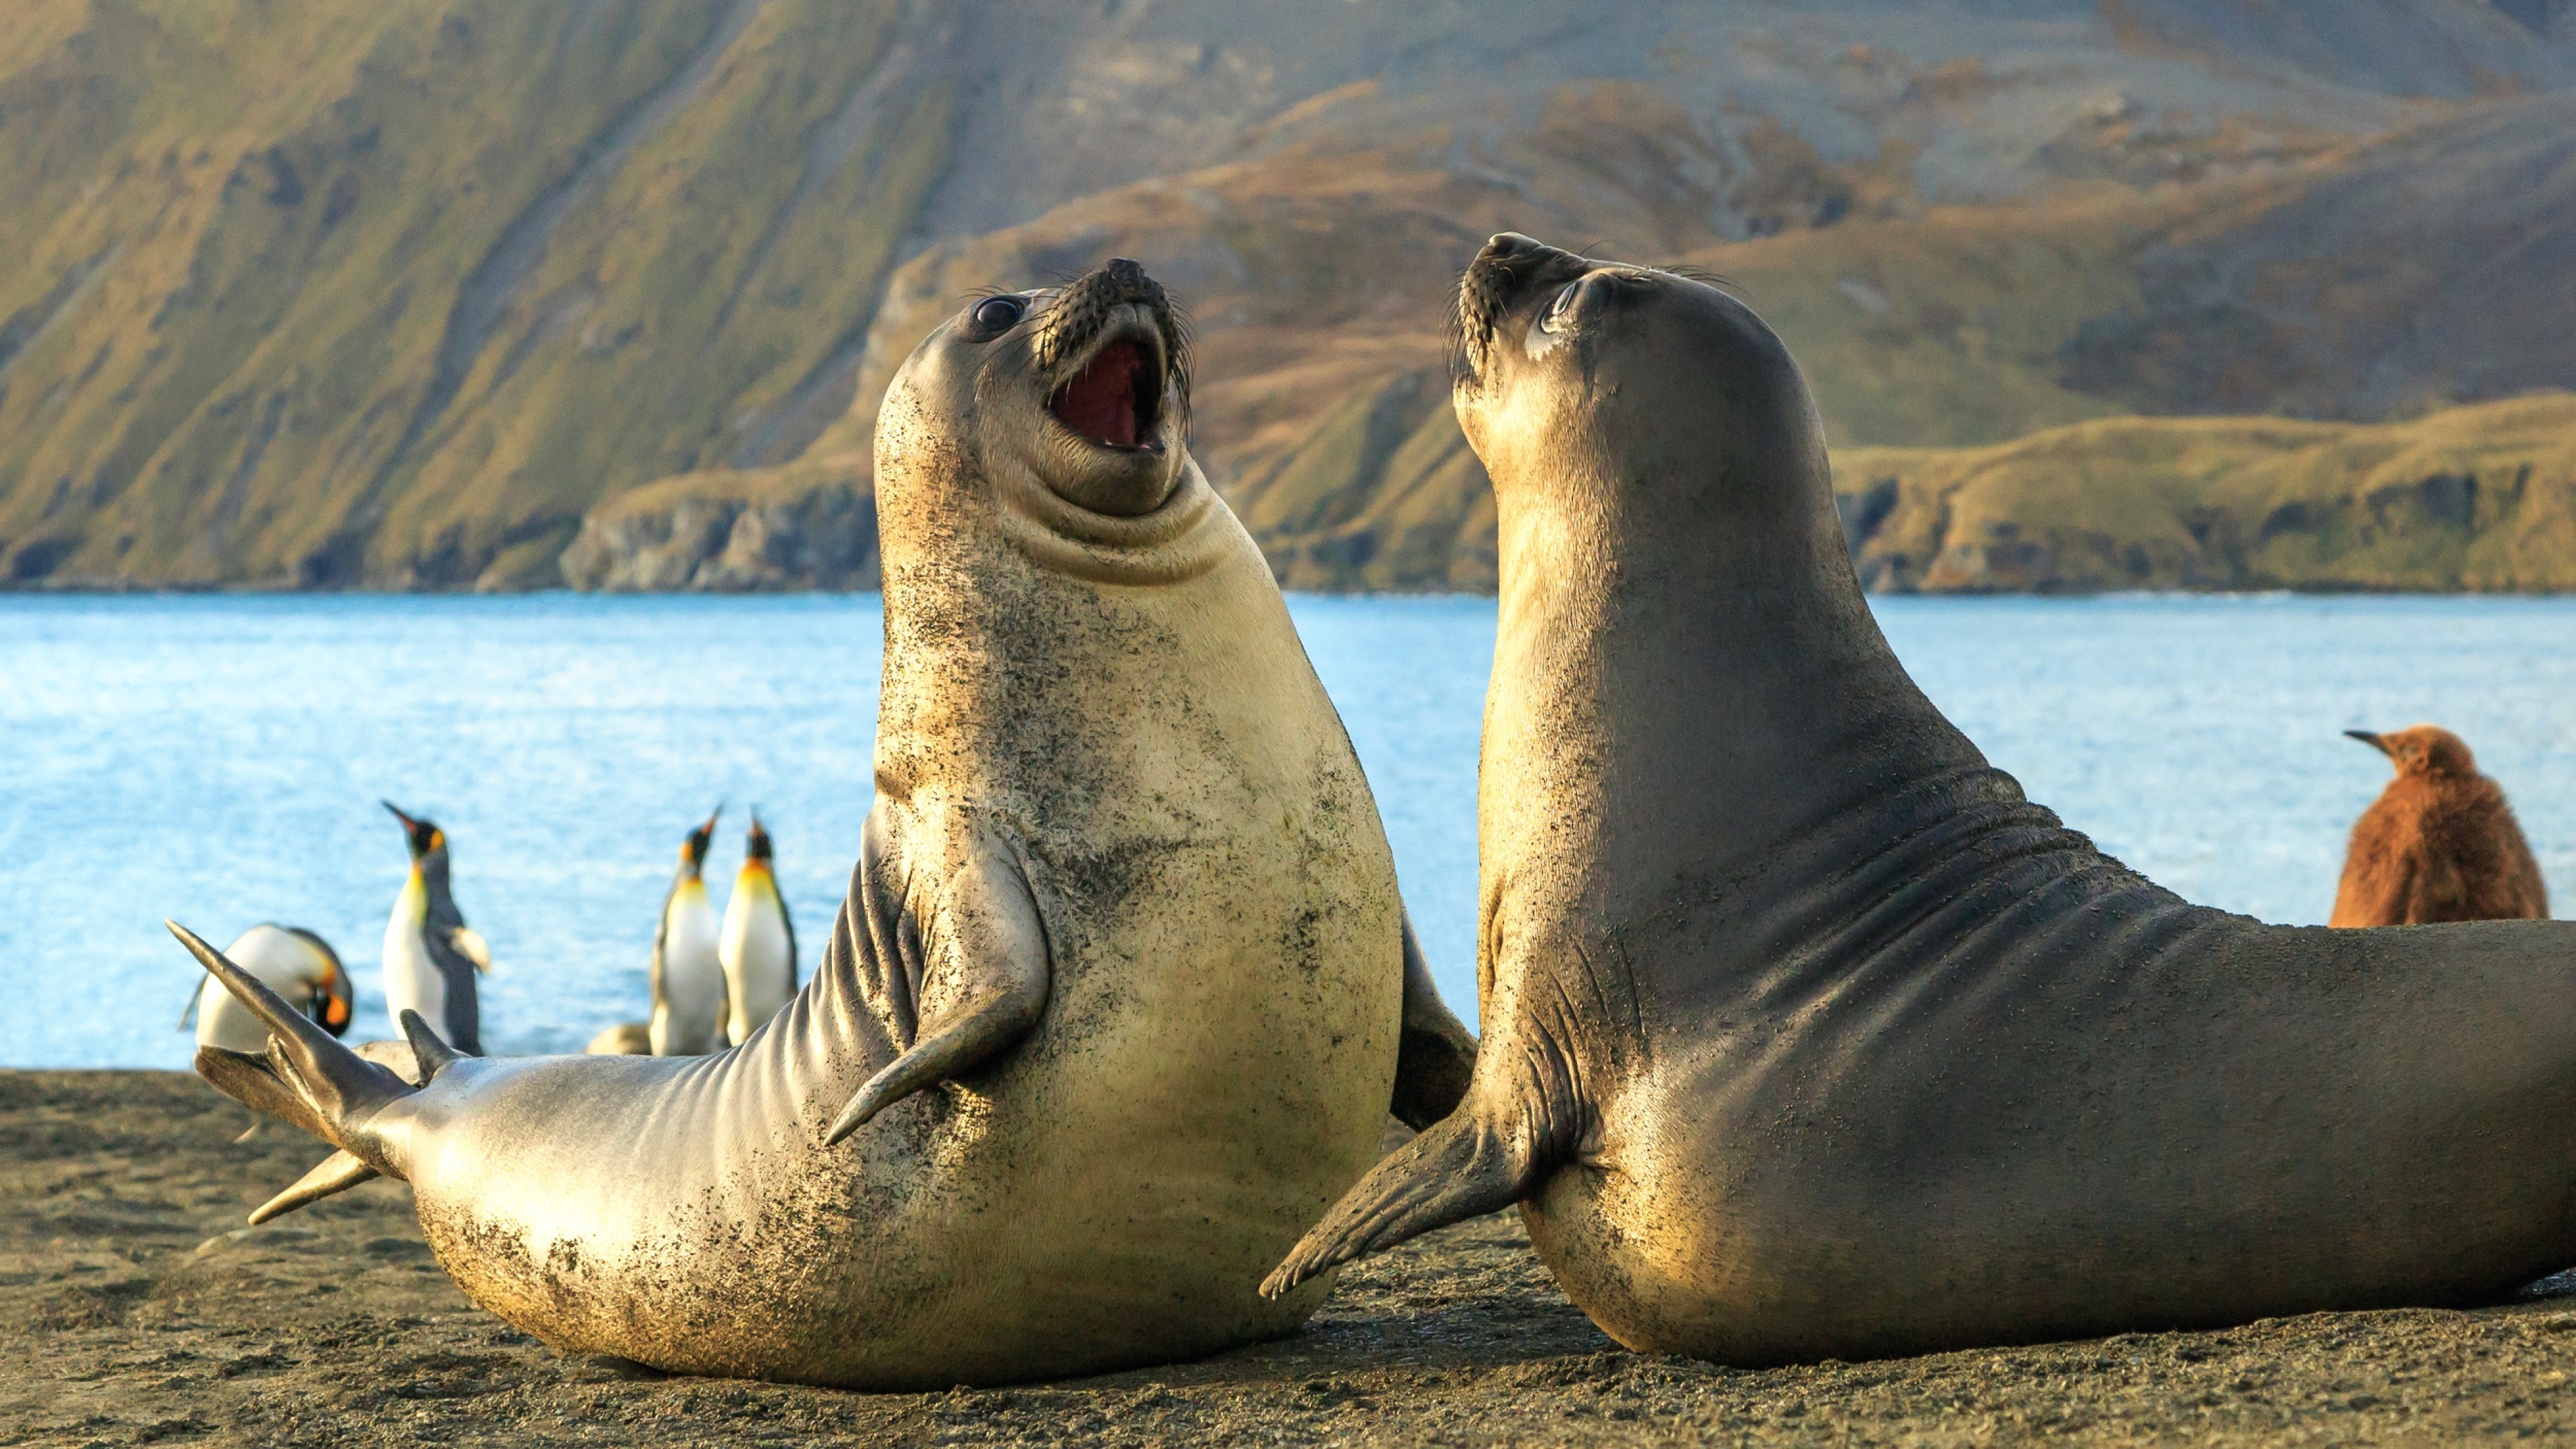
10;1068;2576;1446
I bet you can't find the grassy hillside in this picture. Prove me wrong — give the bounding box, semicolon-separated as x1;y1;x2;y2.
0;1;2570;590
0;0;947;587
1837;394;2576;592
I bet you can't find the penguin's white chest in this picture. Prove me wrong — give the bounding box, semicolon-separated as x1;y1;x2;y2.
382;872;443;1038
721;871;794;1044
651;881;725;1054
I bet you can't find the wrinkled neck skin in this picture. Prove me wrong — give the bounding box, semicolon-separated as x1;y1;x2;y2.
1471;335;2079;1133
869;380;1238;805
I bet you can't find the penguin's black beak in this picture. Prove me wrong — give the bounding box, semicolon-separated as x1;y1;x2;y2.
386;802;442;859
685;805;723;867
2345;729;2390;757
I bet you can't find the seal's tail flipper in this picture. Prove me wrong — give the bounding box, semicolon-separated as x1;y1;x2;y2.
169;921;415;1196
399;1008;466;1081
1260;1106;1544;1299
250;1149;380;1225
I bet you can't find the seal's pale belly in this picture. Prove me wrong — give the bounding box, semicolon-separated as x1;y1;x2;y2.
180;258;1476;1391
383;568;1404;1387
398;881;1401;1385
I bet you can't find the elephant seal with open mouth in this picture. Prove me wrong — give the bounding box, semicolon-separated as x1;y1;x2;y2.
1265;232;2576;1364
179;257;1474;1390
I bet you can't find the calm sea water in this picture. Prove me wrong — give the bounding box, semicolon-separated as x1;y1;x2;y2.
1;593;2569;1069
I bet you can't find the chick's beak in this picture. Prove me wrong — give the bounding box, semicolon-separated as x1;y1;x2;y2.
2344;729;2391;757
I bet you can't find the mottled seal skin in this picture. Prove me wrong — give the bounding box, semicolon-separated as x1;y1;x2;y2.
1267;233;2576;1364
180;258;1474;1390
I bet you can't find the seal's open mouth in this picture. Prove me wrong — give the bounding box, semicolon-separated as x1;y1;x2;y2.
1049;333;1165;451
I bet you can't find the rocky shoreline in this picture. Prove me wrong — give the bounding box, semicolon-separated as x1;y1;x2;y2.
12;1069;2576;1445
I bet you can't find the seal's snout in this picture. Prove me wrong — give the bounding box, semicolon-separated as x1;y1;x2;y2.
1479;232;1566;269
1455;233;1588;382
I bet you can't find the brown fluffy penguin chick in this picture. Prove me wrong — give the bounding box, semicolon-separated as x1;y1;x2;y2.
2331;725;2549;926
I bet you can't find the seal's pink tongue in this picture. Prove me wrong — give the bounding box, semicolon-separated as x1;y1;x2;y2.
1051;341;1145;447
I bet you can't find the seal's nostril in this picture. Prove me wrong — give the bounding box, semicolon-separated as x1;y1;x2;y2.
1486;232;1540;257
1106;257;1148;288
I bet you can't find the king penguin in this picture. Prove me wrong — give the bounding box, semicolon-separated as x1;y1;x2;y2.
720;811;798;1046
380;802;491;1053
647;806;727;1056
182;924;351;1053
2331;725;2550;926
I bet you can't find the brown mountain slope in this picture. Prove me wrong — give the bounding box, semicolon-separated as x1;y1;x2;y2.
1;1;2571;589
0;0;951;588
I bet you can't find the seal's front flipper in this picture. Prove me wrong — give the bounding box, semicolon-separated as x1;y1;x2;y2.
1390;910;1477;1130
824;841;1049;1146
250;1149;380;1224
1260;1104;1542;1298
170;921;413;1172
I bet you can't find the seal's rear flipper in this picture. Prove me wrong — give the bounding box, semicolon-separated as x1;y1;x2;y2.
195;1044;336;1139
170;920;413;1176
399;1009;466;1081
1260;1106;1545;1299
250;1149;380;1224
1391;910;1477;1130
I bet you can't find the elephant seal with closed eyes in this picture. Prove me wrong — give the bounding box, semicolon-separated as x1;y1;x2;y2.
1265;232;2576;1365
176;256;1474;1390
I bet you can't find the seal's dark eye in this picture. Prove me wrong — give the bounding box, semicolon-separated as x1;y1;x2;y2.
969;295;1026;335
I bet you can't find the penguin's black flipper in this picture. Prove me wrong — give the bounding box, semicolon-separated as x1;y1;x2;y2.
249;1150;381;1225
169;921;413;1173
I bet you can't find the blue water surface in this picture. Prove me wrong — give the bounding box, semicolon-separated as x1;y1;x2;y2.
1;592;2568;1069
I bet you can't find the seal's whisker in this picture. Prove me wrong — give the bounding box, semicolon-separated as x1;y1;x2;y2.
1446;272;1483;384
1660;262;1745;300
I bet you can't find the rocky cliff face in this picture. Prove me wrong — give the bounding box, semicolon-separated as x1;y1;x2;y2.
555;455;875;592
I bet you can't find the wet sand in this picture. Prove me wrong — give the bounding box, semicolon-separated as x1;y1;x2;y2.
10;1069;2576;1446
